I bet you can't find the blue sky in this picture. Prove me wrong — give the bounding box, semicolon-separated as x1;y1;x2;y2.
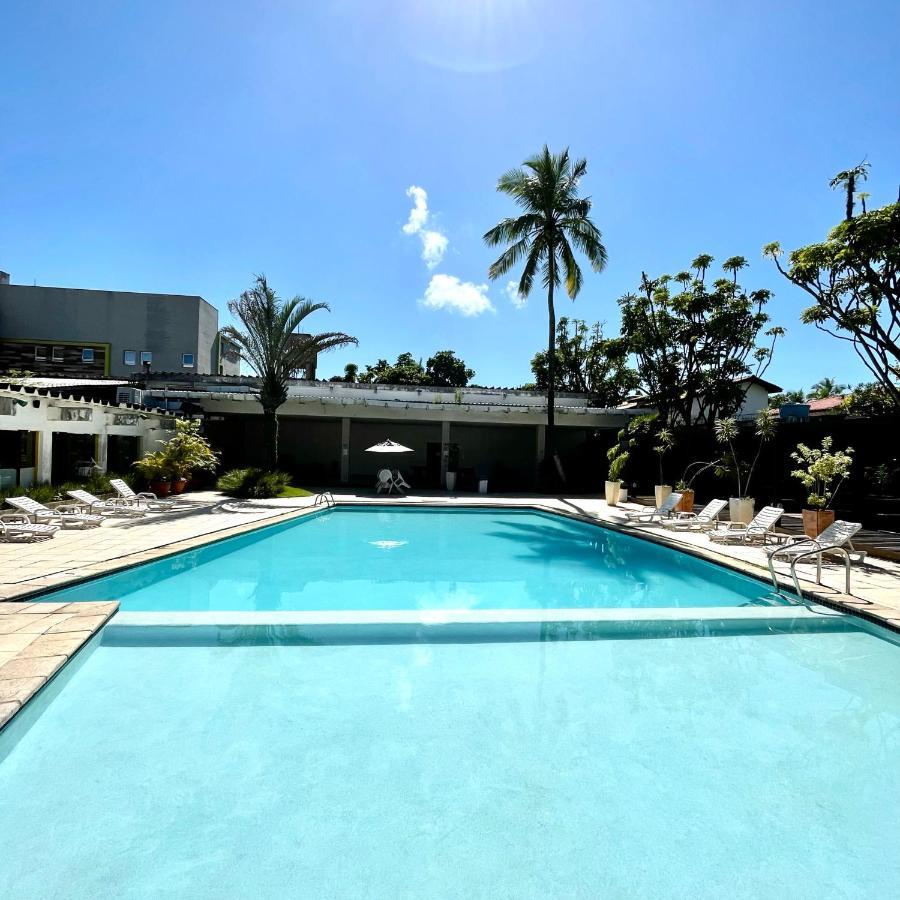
2;0;898;391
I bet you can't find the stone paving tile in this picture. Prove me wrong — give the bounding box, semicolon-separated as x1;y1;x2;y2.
0;676;46;704
17;632;93;658
0;701;20;728
45;615;108;634
14;614;76;634
0;633;38;652
0;655;66;680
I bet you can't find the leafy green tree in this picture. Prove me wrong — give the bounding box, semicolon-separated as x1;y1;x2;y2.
530;317;638;406
425;350;475;387
223;275;357;468
358;353;427;385
619;255;783;427
484;146;607;469
765;165;900;410
768;389;805;408
842;381;898;417
807;377;849;399
343;363;359;383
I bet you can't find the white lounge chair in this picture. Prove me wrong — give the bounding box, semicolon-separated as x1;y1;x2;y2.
66;489;147;518
0;514;59;542
5;496;104;529
622;492;683;523
375;469;397;495
661;498;728;531
708;505;784;545
767;520;863;596
110;478;176;510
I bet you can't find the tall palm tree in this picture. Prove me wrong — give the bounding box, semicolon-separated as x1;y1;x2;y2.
222;275;357;469
807;376;849;400
484;146;607;476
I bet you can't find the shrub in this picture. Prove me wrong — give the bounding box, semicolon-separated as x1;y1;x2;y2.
216;468;292;499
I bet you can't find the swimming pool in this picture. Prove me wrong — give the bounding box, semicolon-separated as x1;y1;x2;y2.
2;620;898;898
36;506;784;611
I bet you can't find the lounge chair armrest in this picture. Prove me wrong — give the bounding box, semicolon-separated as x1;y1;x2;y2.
55;502;84;513
0;513;29;524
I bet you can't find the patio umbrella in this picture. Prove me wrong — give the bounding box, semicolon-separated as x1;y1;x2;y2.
365;439;414;453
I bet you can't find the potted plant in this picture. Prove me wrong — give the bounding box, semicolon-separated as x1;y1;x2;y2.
161;419;220;494
790;436;854;538
714;411;776;525
606;446;629;506
134;450;173;497
674;459;720;513
652;427;674;508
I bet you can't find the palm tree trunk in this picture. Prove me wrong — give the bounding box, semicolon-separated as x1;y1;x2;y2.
263;406;279;470
546;277;556;462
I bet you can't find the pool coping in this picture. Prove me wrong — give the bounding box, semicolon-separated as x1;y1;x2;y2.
1;497;898;636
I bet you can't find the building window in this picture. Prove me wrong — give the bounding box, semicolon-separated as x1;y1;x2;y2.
82;348;94;363
34;345;47;361
140;351;152;365
52;346;65;362
181;353;195;368
123;350;137;366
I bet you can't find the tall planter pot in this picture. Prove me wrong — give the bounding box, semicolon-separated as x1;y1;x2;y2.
676;489;695;513
150;479;172;498
802;508;834;539
171;477;188;495
729;497;755;525
605;480;621;507
654;484;672;508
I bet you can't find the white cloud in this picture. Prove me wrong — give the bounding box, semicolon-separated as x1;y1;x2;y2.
505;280;527;309
402;184;448;269
402;186;429;234
421;274;495;317
421;230;448;268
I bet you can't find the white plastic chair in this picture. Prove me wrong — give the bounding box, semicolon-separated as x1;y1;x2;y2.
767;520;863;595
392;469;410;492
5;496;104;529
708;505;784;545
661;499;728;531
110;478;176;510
66;489;147;518
0;514;59;542
375;469;395;494
623;492;683;523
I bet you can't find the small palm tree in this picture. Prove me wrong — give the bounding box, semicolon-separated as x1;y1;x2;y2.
807;376;849;400
484;146;607;474
222;275;357;469
829;160;870;220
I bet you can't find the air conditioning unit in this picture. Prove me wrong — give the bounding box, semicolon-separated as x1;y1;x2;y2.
116;387;143;406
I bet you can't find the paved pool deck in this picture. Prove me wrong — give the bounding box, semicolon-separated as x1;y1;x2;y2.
1;490;898;626
0;601;118;729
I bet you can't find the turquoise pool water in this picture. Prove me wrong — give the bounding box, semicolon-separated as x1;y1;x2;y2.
1;624;898;898
36;506;782;611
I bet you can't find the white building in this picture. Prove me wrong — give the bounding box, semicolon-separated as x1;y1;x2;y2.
0;380;179;488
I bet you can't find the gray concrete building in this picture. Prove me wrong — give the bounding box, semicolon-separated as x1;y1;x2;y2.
0;270;240;378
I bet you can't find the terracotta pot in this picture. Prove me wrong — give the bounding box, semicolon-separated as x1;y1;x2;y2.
171;477;188;495
605;480;621;506
729;496;755;525
654;484;672;508
150;479;172;497
802;508;834;539
676;489;695;513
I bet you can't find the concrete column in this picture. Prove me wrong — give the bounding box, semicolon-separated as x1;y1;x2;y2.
340;417;351;484
96;431;109;472
440;420;451;488
37;430;53;483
